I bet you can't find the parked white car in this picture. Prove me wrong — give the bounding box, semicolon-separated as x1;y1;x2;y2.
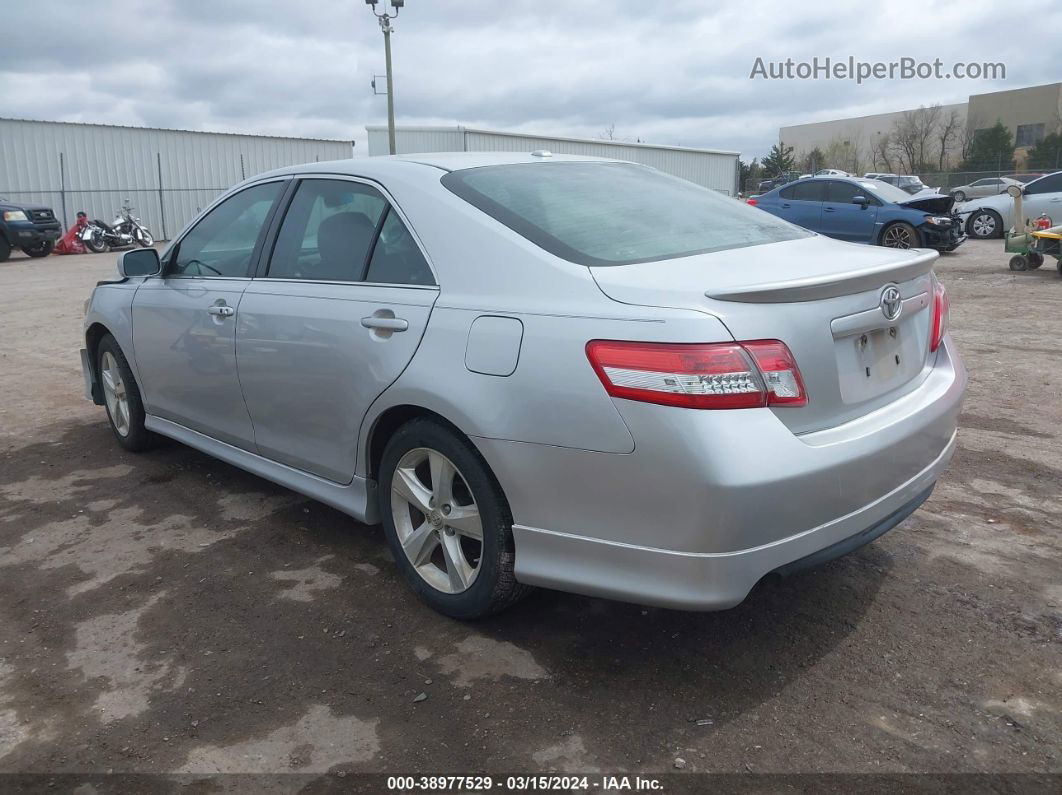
957;171;1062;238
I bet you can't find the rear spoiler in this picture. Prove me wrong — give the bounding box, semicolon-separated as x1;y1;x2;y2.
706;249;937;303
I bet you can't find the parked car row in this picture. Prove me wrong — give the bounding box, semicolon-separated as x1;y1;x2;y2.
955;171;1062;239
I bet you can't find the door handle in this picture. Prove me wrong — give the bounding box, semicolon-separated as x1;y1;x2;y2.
823;207;836;213
207;305;235;317
361;316;408;331
781;203;791;208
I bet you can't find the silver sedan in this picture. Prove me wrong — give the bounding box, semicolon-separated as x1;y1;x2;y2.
949;176;1022;203
80;153;965;618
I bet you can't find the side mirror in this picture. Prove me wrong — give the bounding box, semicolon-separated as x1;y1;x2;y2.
851;195;868;208
117;248;160;278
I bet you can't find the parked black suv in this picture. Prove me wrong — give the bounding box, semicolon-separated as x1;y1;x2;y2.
0;199;62;261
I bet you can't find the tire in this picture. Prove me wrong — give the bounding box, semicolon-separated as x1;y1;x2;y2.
967;209;1003;239
1027;252;1044;269
96;334;155;452
0;237;10;262
378;418;531;619
1009;254;1029;271
135;227;155;247
85;232;109;254
21;240;54;258
952;190;966;203
880;222;921;249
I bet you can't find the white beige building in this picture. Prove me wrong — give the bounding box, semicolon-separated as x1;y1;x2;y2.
779;82;1062;172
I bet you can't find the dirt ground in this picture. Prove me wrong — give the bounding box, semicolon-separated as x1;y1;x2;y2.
0;240;1059;787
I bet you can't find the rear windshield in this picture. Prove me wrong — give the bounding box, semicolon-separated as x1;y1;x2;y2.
441;162;810;266
860;180;916;204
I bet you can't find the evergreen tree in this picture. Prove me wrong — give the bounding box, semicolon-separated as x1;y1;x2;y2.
960;121;1015;171
1026;132;1062;170
762;143;796;177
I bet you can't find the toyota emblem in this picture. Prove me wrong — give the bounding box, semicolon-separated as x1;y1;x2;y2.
879;285;902;321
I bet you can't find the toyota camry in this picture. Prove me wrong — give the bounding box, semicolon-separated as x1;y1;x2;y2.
80;152;965;618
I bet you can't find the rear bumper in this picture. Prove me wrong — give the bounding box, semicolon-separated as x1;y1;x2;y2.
509;440;950;610
474;338;965;610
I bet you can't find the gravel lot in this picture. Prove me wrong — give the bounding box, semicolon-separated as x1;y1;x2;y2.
0;240;1059;784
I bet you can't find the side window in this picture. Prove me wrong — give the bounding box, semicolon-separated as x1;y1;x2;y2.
778;185;795;199
792;181;825;202
825;181;864;204
1025;174;1062;195
267;179;387;281
365;209;436;286
171;182;283;277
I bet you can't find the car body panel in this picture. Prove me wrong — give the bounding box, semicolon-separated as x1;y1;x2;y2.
236;280;439;483
132;276;257;450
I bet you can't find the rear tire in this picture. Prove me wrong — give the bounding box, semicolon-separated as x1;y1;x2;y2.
1027;252;1044;269
378;418;531;619
85;232;109;253
880;222;921;249
968;209;1002;239
96;334;155;452
21;240;54;258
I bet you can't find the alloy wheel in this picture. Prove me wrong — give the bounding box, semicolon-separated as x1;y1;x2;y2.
390;447;483;594
882;225;913;248
971;213;997;238
100;351;130;436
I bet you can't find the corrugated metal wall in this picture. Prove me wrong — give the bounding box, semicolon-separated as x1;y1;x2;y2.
0;118;353;239
367;125;740;195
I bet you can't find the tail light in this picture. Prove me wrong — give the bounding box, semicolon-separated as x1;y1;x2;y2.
929;280;949;352
746;198;758;206
585;339;807;409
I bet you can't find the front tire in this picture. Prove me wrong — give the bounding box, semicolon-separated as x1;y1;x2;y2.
968;209;1002;239
135;227;155;247
378;418;530;619
96;334;154;452
22;240;54;258
0;237;10;262
952;190;966;203
880;222;921;249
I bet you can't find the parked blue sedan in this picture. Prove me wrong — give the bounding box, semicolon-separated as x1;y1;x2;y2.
750;177;966;252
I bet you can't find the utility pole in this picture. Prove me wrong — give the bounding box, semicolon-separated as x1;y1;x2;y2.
366;0;404;155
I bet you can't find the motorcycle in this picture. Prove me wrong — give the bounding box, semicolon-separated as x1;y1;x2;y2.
82;201;155;253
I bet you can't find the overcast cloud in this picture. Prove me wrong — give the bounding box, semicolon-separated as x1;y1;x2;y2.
2;0;1059;160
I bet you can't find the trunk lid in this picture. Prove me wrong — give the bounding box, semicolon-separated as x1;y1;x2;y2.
590;234;938;434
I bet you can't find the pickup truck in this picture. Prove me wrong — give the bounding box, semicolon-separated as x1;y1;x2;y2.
0;199;62;261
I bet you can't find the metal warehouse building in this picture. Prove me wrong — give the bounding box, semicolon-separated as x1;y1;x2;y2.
367;125;741;195
0;118;353;239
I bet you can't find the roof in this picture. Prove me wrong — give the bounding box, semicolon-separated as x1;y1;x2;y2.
0;116;353;145
365;125;740;157
257;151;632;180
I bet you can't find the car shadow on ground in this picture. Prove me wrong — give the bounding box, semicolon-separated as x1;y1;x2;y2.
0;419;888;774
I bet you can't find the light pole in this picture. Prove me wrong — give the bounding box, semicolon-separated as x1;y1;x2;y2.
365;0;403;155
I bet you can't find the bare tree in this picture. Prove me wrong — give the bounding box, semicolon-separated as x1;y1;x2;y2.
935;109;963;171
960;113;983;163
890;106;944;173
600;122;616;141
872;133;895;172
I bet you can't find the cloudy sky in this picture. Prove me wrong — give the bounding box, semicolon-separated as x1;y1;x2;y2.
3;0;1059;160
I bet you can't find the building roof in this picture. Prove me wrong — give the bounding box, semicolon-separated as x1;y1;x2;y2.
0;116;353;145
365;125;739;157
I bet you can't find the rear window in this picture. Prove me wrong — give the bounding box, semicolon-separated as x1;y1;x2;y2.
441;162;810;267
